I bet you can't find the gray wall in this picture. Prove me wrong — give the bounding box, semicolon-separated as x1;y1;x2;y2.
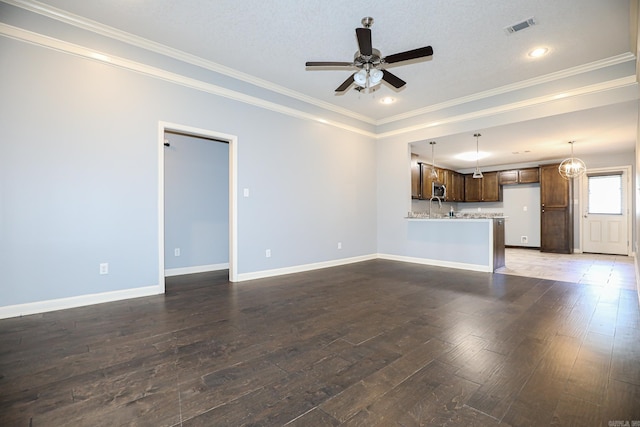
502;184;541;247
164;132;229;270
0;31;377;308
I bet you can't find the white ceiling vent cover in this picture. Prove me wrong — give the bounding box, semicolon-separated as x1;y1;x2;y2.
504;17;537;34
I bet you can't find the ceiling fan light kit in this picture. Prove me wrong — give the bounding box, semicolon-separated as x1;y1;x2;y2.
305;17;433;93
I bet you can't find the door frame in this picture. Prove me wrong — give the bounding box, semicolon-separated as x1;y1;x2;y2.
158;121;238;292
578;165;632;256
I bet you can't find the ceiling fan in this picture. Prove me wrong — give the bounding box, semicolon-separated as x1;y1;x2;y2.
305;17;433;93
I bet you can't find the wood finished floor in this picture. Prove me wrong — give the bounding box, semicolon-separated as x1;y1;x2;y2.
1;259;640;426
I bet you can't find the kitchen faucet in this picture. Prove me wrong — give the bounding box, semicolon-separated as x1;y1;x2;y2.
428;196;442;218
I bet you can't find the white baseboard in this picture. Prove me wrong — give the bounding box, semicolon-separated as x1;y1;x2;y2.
165;263;229;277
377;253;492;273
0;253;490;319
0;285;162;320
235;254;377;282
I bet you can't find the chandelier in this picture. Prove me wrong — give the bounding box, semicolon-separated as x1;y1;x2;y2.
558;141;586;179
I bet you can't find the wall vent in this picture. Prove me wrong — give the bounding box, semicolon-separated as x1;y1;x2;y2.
504;17;537;34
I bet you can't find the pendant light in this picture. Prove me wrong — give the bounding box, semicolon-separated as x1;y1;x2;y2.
472;133;483;179
429;141;438;179
558;140;586;179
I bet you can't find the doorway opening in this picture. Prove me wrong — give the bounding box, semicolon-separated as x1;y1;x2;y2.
580;166;631;256
158;122;238;293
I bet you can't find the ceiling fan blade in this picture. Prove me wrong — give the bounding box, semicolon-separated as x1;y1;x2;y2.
382;70;406;89
355;28;373;56
383;46;433;64
306;61;353;67
335;74;355;92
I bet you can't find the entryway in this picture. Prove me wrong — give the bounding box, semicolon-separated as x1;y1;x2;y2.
158;122;238;292
581;166;631;256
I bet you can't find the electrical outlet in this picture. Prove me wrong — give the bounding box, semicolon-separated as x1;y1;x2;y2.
523;205;528;212
521;236;528;244
99;263;109;275
337;242;342;249
243;188;250;197
265;249;271;258
174;248;181;257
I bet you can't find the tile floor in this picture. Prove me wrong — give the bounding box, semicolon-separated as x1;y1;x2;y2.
497;248;637;290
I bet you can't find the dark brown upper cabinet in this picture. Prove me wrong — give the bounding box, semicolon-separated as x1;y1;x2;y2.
443;169;464;201
499;168;540;185
464;171;501;202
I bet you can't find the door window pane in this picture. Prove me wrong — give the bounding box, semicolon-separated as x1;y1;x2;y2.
588;175;622;214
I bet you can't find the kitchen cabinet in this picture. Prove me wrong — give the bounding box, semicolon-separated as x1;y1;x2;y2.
540;164;573;253
464;171;501;202
420;163;444;199
464;174;482;202
519;168;540;183
499;168;540;185
443;169;464;201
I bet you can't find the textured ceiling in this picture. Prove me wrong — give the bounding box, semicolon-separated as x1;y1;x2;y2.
17;0;638;169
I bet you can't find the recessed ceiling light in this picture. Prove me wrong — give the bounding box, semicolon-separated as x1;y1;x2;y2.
528;47;548;58
380;97;395;104
455;151;491;161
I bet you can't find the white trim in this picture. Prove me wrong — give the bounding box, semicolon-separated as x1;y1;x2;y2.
0;23;376;138
158;122;239;286
377;253;492;273
2;0;375;125
165;263;229;277
0;252;492;319
578;165;633;256
0;7;636;134
376;76;638;139
235;255;377;282
0;285;161;319
377;53;636;125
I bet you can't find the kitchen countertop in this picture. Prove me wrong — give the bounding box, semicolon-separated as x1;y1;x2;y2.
406;212;506;220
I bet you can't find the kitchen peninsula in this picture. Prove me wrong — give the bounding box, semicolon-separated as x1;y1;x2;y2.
403;214;505;272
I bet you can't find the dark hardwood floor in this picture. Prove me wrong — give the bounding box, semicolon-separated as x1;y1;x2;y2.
1;259;640;426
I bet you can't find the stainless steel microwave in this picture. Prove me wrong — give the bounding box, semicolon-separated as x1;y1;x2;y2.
432;182;446;198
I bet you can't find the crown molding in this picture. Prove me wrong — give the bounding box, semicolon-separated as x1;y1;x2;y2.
2;0;377;125
4;0;637;132
2;4;636;142
376;75;638;139
0;23;376;138
376;52;637;125
2;21;634;141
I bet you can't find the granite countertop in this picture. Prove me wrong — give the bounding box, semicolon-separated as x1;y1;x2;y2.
406;212;506;219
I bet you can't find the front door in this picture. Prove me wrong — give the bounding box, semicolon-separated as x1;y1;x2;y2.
581;169;629;255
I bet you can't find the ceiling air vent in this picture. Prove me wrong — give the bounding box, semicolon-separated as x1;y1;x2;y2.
504;17;537;35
